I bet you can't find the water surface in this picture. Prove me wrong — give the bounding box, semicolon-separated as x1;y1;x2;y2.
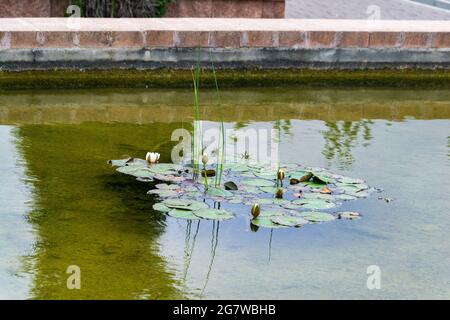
0;87;449;299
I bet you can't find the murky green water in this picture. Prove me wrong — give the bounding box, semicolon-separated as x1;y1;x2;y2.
0;87;449;299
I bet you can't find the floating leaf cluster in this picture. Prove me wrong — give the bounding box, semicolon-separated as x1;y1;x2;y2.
108;158;376;229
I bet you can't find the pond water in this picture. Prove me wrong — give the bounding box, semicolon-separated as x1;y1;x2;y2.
0;87;449;299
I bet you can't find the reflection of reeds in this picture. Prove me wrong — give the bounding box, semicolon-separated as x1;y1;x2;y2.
201;220;219;297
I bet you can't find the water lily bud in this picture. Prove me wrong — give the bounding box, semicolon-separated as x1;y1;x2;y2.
277;169;285;181
202;152;209;165
275;188;284;199
146;152;160;164
251;203;260;219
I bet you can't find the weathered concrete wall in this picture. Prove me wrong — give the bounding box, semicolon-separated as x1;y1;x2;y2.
0;18;449;71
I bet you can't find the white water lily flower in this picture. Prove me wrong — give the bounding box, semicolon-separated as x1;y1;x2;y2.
146;152;160;164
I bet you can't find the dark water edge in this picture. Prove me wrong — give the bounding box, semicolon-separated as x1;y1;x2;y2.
2;69;450;90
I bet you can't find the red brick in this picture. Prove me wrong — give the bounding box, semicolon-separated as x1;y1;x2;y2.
402;32;429;48
245;31;275;47
213;0;263;18
369;32;400;48
431;33;450;48
42;31;75;48
262;1;285;18
79;31;111;48
10;32;39;48
339;32;369;48
146;31;174;47
111;31;144;48
209;31;241;48
307;31;336;48
278;31;305;48
178;0;212;17
175;31;210;47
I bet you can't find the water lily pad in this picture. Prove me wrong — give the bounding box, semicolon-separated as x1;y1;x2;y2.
338;177;365;184
251;217;287;228
162;198;208;211
258;210;285;217
311;172;334;184
109;157;148;167
242;179;275;187
271;215;309;227
206;187;233;197
152;203;170;213
155;183;180;190
167;209;200;220
153;174;185;183
292;198;336;210
116;165;153;179
148;189;179;197
298;211;336;222
335;194;357;201
259;186;281;193
194;208;234;221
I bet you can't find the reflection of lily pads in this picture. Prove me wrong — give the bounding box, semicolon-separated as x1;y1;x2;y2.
168;209;200;219
194;208;234;220
271;215;309;227
298;211;336;222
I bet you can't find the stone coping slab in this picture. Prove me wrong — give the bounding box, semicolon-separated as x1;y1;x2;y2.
1;18;450;32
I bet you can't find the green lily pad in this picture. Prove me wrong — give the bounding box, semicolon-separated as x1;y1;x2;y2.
152;203;170;213
116;166;153;179
258;210;285;217
335;194;357;201
338;177;365;184
206;187;233;197
162;198;208;211
242;179;275;187
303;181;326;189
259;186;282;193
167;209;200;220
153;174;185;183
109;158;148;167
155;183;180;190
292;198;336;210
298;211;336;222
271;215;309;227
148;189;179;197
311;172;334;184
251;217;287;228
194;208;234;221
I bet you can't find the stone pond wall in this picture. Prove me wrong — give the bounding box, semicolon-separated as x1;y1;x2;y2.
0;18;449;71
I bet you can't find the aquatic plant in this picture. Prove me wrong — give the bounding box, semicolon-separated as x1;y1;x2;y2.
209;52;226;188
108;157;378;229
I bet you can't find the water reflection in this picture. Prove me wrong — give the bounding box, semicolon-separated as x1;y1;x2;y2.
1;87;450;299
15;123;185;299
321;120;373;169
